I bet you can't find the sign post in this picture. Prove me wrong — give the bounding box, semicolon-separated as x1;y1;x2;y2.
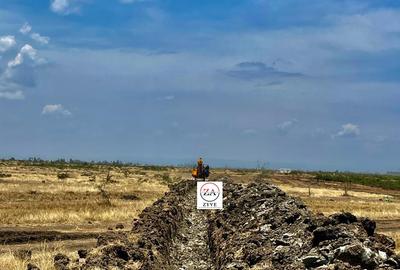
197;181;223;210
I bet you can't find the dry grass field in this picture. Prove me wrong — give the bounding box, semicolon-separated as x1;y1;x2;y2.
0;161;187;269
0;243;77;270
1;162;399;269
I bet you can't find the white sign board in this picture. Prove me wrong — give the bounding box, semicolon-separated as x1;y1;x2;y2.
197;181;223;210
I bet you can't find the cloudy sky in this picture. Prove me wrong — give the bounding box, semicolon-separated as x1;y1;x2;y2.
1;0;400;171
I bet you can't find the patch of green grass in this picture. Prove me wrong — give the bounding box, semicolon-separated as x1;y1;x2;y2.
8;158;138;170
289;170;303;175
314;172;400;190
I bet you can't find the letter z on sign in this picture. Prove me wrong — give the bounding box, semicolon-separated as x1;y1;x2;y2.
197;181;223;210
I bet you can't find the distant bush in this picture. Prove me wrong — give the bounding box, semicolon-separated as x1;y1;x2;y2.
98;171;113;206
314;172;400;190
139;165;171;171
57;172;70;180
21;157;139;170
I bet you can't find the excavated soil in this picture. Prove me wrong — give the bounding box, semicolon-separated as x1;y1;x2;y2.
64;179;400;270
169;188;215;270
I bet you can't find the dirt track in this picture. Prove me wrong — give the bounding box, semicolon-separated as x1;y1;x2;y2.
62;179;400;269
0;230;99;245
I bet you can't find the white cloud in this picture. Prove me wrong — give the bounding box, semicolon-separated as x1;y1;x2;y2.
1;44;46;89
7;44;44;68
277;119;298;134
19;23;32;35
19;23;50;45
42;104;72;116
0;36;16;52
1;44;44;99
50;0;143;14
333;123;360;138
30;33;50;45
0;90;24;100
51;0;70;13
50;0;80;15
0;43;47;97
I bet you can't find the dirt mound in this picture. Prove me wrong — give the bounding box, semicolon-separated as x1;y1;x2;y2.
70;180;399;270
78;181;194;270
209;182;400;269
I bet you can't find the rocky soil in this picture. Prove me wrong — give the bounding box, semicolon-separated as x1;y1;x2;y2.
51;179;399;270
169;187;215;270
209;181;400;269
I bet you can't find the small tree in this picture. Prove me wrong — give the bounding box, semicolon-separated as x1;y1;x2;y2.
343;176;351;196
98;171;113;206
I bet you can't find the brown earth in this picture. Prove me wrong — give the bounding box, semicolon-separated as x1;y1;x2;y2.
64;179;400;270
0;230;99;245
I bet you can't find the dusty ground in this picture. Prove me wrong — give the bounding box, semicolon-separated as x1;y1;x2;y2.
1;162;400;269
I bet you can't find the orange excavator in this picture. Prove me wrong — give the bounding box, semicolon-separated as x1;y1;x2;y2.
192;157;210;180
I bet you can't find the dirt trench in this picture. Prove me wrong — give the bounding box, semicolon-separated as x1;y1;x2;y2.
169;188;215;270
68;180;400;270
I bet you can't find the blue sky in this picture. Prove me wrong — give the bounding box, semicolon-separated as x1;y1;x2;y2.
1;0;400;171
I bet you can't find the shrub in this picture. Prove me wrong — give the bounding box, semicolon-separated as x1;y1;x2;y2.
57;172;70;180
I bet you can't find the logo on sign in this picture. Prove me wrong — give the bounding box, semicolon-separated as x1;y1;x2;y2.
200;183;220;202
197;181;223;209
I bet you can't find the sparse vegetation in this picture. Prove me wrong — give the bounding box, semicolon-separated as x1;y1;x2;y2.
0;160;179;269
0;242;77;270
314;171;400;190
0;161;173;226
98;171;114;206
